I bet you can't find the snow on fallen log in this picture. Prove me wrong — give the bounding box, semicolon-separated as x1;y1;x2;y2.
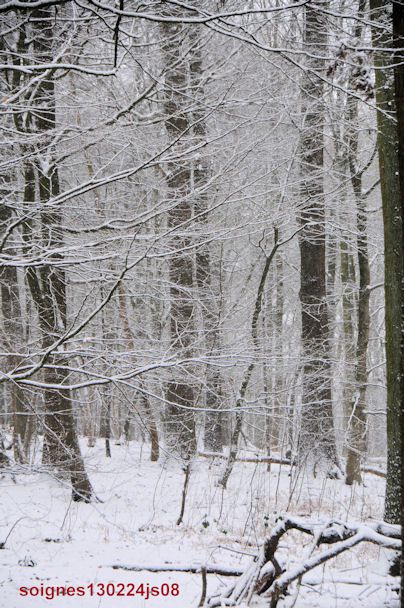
199;451;292;466
360;465;387;478
207;515;401;608
109;562;244;577
199;452;387;478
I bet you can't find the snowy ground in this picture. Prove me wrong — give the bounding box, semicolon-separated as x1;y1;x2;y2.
0;441;399;608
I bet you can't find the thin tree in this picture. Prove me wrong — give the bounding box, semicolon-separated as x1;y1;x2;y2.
344;0;371;484
189;25;225;453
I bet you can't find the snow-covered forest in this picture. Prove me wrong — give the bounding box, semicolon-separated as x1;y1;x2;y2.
1;1;404;607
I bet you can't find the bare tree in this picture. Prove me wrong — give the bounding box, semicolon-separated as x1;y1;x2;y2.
9;5;93;500
369;0;402;523
297;1;339;474
160;10;197;460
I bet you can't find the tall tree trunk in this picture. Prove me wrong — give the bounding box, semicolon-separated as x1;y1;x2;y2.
340;240;357;441
0;30;32;464
160;13;196;460
392;0;404;598
17;8;92;501
262;288;273;462
345;28;371;483
263;254;284;457
272;252;284;452
298;1;339;473
370;0;402;524
0;186;31;463
188;26;225;453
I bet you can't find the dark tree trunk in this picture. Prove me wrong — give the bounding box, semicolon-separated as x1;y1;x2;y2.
100;400;112;459
370;0;402;524
298;1;338;473
0;194;31;463
16;8;92;501
160;13;197;460
392;0;404;600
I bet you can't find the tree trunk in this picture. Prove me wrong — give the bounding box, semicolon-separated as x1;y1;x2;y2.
272;253;284;452
345;2;370;484
117;281;160;461
188;27;225;453
392;0;404;599
369;0;402;524
0;196;31;463
340;240;357;442
16;8;92;501
298;1;339;473
160;12;197;460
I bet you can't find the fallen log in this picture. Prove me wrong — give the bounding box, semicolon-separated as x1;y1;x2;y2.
109;562;244;577
199;451;292;466
199;452;387;478
361;465;386;479
207;516;400;607
108;519;399;607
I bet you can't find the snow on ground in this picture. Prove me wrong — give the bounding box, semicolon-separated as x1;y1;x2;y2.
0;441;399;607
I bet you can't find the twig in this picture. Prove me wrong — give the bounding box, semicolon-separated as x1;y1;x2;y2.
0;517;26;549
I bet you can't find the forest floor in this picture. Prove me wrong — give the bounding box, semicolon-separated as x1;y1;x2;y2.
0;440;399;608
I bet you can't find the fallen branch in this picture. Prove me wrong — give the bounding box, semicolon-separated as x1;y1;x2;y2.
361;465;386;478
109;562;244;577
199;451;291;466
266;528;399;608
199;452;386;478
207;516;400;607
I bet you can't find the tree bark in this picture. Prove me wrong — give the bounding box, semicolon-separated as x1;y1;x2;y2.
340;240;356;440
298;1;339;473
345;4;370;484
369;0;402;524
0;198;31;463
16;7;92;501
392;0;404;599
160;11;197;460
117;281;159;461
188;27;225;453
